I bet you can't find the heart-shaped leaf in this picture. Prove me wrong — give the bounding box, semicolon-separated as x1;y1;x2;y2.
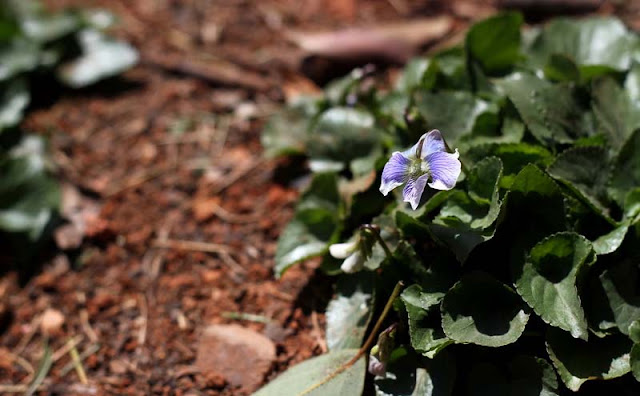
441;272;529;347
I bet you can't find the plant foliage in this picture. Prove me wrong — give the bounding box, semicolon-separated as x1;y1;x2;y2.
0;0;137;262
259;13;640;395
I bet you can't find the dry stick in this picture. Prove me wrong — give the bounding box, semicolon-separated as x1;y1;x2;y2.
211;159;265;195
298;281;404;396
151;238;245;273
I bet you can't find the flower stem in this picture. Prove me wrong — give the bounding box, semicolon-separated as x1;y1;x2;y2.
361;224;393;260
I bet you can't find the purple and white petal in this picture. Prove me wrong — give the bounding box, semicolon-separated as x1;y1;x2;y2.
402;174;430;210
426;149;461;191
418;129;446;159
329;241;357;259
380;152;411;196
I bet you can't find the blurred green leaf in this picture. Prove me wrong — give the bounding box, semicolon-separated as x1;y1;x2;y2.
497;72;592;146
608;129;640;207
466;12;522;74
274;173;341;277
525;17;639;74
592;76;640;152
544;54;580;82
0;78;30;131
57;29;138;88
326;272;374;350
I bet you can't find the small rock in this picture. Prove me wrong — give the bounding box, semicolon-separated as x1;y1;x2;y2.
195;324;276;391
41;308;65;336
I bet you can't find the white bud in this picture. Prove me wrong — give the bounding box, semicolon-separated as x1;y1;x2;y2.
329;241;357;259
340;251;365;273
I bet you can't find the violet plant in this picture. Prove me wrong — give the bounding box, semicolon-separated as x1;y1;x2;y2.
258;12;640;396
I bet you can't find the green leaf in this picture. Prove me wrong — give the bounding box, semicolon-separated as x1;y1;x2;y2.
274;173;340;277
375;350;455;396
593;222;629;255
608;129;640;207
326;272;374;350
57;29;138;88
626;63;640;104
0;135;60;240
441;272;529;347
544;54;580;82
253;349;365;396
466;12;522;74
465;143;553;188
428;219;497;263
402;284;453;358
600;259;640;336
0;78;30;131
395;57;430;92
26;340;52;396
20;11;80;42
525;17;639;73
629;320;640;343
308;107;381;165
547;146;611;219
546;328;632;391
0;37;40;81
261;98;317;158
509;356;559;396
497;72;591;146
413;91;494;143
467;357;559;396
631;344;640;382
516;232;592;340
592;76;640;152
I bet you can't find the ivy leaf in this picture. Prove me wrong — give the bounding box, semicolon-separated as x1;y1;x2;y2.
546;328;632;391
253;349;365;396
515;232;592;340
592;76;640;152
525;17;638;74
497;72;592;146
547;146;612;221
57;29;138;88
441;272;530;347
326;272;375;350
274;173;341;277
608;129;640;207
599;259;640;336
466;12;523;74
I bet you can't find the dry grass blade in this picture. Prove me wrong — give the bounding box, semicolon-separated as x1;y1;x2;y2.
26;341;52;396
68;339;88;384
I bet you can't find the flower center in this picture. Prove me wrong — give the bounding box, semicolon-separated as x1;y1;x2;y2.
408;158;430;177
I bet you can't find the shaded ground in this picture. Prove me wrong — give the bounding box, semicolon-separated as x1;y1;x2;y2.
0;0;636;394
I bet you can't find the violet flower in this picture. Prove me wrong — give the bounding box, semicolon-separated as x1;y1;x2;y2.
379;130;461;210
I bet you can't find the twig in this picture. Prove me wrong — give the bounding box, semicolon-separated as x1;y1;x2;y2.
152;238;232;254
104;167;167;198
212;202;261;224
52;335;83;363
68;339;88;385
80;309;99;343
137;294;148;347
152;238;245;273
15;316;40;355
59;344;101;377
222;312;274;324
211;159;265;195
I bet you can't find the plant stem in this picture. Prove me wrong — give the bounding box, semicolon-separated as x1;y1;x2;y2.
361;224;393;260
298;281;404;395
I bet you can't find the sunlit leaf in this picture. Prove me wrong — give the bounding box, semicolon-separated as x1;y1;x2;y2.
326;272;374;350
